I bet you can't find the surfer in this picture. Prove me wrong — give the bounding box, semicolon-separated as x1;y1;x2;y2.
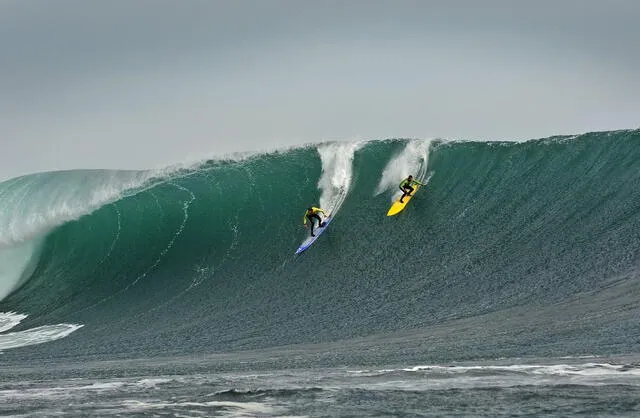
303;207;327;237
399;175;424;203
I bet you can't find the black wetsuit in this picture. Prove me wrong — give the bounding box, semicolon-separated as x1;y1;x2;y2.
399;180;414;203
306;213;323;236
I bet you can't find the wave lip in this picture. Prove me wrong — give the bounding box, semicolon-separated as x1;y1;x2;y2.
0;168;162;302
0;169;159;248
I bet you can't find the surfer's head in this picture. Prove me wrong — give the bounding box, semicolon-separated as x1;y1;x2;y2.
408;175;413;180
307;207;313;212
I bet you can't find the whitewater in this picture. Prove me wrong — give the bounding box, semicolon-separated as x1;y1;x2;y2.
1;130;640;416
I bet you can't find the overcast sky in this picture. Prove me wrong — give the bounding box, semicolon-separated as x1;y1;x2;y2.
1;0;639;180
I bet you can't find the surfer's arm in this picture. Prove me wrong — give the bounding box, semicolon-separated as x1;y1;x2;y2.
413;180;425;186
302;214;308;225
313;207;327;215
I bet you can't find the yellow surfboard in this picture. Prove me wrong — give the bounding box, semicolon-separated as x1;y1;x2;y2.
387;185;420;216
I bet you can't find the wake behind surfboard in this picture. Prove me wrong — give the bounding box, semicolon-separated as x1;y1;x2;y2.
295;216;332;254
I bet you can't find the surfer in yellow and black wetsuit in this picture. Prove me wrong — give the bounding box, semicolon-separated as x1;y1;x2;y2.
399;175;425;203
303;207;327;237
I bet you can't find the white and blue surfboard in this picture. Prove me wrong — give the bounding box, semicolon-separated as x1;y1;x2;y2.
295;216;333;254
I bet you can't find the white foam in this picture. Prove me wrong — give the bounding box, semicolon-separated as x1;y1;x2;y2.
120;399;278;416
0;322;84;351
0;311;27;333
316;141;363;214
375;139;432;200
0;378;170;400
136;378;173;387
362;362;640;377
342;361;640;391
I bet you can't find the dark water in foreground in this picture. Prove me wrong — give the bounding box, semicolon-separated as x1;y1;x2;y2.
2;353;640;416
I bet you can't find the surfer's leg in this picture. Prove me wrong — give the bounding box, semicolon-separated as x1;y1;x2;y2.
406;185;414;196
307;216;316;236
400;188;408;203
313;214;325;230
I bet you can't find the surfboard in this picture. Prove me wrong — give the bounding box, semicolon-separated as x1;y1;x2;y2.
387;185;420;216
295;216;332;254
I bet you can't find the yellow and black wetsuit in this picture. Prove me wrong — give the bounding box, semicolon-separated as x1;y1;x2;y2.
399;177;425;203
303;207;327;236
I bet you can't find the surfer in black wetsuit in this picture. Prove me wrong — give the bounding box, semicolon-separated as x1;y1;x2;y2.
303;207;327;237
399;175;425;203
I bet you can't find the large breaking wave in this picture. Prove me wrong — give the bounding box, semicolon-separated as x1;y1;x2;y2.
1;130;639;362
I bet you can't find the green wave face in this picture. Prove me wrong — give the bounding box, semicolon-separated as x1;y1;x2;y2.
1;131;640;360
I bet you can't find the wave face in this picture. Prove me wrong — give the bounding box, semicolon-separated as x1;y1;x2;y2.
1;130;640;362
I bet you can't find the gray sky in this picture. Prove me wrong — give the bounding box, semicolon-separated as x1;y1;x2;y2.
1;0;639;180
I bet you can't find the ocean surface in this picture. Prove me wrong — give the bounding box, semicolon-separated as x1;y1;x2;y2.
1;131;640;416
